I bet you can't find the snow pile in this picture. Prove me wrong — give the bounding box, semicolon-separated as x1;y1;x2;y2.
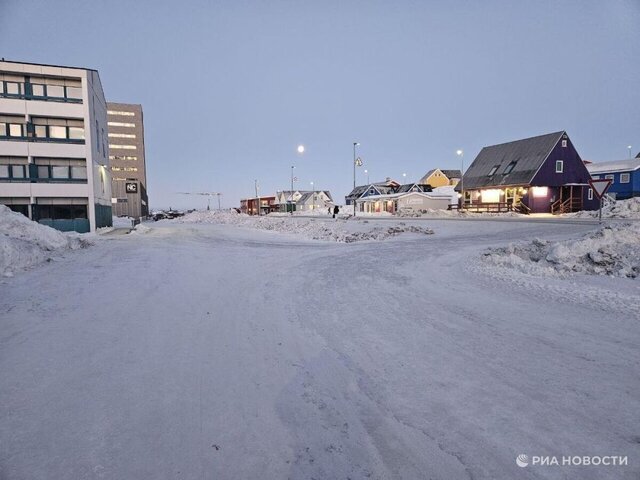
130;224;152;235
568;197;640;219
177;209;434;242
482;223;640;278
0;205;91;277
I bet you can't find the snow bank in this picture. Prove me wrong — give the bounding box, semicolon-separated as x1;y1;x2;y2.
567;197;640;219
482;223;640;278
0;205;91;277
177;209;434;242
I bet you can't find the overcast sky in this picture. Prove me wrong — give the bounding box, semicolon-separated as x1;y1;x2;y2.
1;0;638;209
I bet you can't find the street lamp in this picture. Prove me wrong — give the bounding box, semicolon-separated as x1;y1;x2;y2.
297;144;305;154
364;169;369;184
290;166;295;215
457;149;464;209
628;145;633;158
310;181;314;210
402;172;407;183
353;142;360;216
254;179;260;216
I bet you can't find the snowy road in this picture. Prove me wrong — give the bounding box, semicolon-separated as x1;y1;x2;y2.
1;218;639;479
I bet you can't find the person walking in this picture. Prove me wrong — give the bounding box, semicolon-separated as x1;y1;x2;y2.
333;205;339;219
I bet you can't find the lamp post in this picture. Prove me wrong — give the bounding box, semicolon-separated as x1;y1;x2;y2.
310;181;314;211
402;172;407;183
364;169;369;184
628;145;633;159
353;142;360;216
290;166;295;215
254;179;260;216
457;149;464;209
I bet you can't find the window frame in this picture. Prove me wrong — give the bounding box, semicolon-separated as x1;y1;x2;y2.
555;160;564;173
620;173;631;184
488;165;500;176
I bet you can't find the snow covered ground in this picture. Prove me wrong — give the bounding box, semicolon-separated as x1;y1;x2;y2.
0;205;91;277
1;213;639;479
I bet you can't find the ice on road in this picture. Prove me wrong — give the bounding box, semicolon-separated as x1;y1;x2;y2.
1;218;639;479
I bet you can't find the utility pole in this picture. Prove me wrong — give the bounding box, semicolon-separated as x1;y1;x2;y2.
353;142;360;216
254;179;260;216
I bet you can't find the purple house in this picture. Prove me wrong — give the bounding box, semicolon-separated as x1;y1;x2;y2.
455;131;599;213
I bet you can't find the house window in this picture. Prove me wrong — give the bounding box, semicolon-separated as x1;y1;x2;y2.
503;161;517;174
588;188;593;200
591;175;600;179
31;84;46;97
620;173;630;184
5;82;21;95
52;166;70;179
562;140;567;147
488;165;500;176
0;165;9;177
71;166;87;179
11;165;26;178
604;174;614;184
555;160;564;173
37;165;50;179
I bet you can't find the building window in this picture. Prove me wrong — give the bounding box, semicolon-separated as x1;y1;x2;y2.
5;82;21;95
107;122;135;128
604;174;614;184
49;125;67;139
68;127;85;140
562;140;567;147
52;166;70;179
488;165;500;176
37;165;50;179
11;165;26;178
503;161;517;174
588;188;593;200
71;166;87;179
107;110;135;116
66;87;83;100
31;84;46;97
109;144;137;150
108;133;136;138
0;165;9;178
555;160;564;173
591;175;600;179
620;173;630;184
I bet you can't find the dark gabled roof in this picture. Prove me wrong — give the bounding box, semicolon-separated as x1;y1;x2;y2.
459;131;564;190
346;180;397;198
395;183;432;193
636;152;640;159
441;169;462;179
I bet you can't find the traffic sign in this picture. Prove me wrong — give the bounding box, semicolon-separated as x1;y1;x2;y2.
588;179;612;199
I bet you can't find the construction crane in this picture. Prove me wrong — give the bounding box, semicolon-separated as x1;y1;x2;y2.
177;192;223;210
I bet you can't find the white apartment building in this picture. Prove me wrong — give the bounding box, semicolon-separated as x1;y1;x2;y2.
0;60;112;232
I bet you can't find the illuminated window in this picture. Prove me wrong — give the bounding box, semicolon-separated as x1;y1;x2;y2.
107;111;135;116
108;133;136;138
68;127;85;140
49;126;67;139
109;144;136;150
108;122;135;128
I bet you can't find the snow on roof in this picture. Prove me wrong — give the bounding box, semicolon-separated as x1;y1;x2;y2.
586;159;640;174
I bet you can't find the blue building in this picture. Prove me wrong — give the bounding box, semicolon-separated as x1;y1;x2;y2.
587;158;640;200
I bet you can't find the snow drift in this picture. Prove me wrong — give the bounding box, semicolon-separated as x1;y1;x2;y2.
568;197;640;219
177;209;434;242
0;205;91;277
482;223;640;278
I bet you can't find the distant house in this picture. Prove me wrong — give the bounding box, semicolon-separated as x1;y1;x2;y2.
240;196;277;215
418;169;461;187
275;190;309;212
345;178;400;206
356;183;451;214
455;131;598;214
587;159;640;200
296;191;333;211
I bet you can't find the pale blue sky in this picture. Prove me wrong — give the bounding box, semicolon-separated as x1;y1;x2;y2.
1;0;638;209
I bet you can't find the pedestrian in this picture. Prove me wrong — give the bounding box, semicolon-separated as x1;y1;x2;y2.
333;205;339;219
328;207;332;215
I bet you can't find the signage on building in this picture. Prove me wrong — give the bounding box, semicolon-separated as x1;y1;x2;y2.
126;182;138;194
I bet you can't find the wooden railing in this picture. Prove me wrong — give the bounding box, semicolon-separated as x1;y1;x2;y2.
461;202;514;213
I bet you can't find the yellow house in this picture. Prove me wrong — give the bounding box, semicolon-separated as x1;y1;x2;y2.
418;169;461;187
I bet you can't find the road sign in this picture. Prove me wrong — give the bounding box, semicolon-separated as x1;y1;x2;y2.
355;157;363;166
588;178;612;199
